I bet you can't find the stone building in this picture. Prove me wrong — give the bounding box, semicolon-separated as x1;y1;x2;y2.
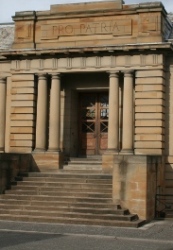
0;0;173;224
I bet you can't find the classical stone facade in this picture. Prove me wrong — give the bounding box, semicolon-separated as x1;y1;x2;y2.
0;0;173;221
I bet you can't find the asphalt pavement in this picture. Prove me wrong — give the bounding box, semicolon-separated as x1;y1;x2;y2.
0;219;173;250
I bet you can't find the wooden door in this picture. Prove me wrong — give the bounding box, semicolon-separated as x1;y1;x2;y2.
79;92;108;155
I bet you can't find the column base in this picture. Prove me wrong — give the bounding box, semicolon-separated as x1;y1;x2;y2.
47;148;61;153
106;148;119;154
119;149;133;155
33;149;46;153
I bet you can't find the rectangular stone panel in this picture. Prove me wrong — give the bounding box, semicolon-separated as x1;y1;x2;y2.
135;77;164;85
11;121;35;127
135;134;163;141
135;113;164;119
11;94;35;101
10;127;35;134
11;107;35;114
12;82;35;88
11;114;35;120
135;99;164;105
11;88;36;94
11;101;36;107
10;140;34;147
135;149;163;155
12;75;34;81
135;92;163;99
135;120;164;127
135;127;164;134
10;147;32;153
136;70;164;78
135;105;165;113
10;134;34;140
135;85;164;91
135;141;163;149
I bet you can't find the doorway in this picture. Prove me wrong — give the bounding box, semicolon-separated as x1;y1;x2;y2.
78;92;108;155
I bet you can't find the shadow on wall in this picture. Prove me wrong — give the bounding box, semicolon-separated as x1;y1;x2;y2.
0;153;39;194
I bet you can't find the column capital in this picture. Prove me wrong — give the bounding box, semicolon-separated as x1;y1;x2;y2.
109;71;119;78
123;70;134;77
51;73;61;80
37;74;47;80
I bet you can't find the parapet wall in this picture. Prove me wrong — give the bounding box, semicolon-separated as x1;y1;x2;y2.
12;1;171;49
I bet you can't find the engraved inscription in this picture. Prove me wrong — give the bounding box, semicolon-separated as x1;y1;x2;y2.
41;19;132;40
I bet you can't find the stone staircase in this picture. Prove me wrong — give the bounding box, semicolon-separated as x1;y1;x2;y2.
0;158;145;227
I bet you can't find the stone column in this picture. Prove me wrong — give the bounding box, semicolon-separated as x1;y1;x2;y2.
0;78;6;152
48;74;61;151
108;72;119;152
121;71;134;154
35;74;48;151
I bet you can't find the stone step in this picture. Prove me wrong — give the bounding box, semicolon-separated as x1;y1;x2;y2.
15;181;112;189
5;190;112;198
66;162;102;166
67;157;102;162
0;194;113;203
10;185;112;193
63;157;102;171
63;166;102;172
0;214;144;228
18;177;112;184
0;208;137;221
0;199;118;208
0;203;129;215
24;172;112;179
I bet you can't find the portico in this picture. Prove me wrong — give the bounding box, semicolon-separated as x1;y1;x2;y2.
0;0;171;221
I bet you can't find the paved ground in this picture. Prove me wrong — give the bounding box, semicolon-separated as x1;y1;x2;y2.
0;220;173;250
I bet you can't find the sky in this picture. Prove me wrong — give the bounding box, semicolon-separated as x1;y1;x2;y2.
0;0;172;23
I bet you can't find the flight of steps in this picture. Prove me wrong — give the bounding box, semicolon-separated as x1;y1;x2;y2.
0;158;145;227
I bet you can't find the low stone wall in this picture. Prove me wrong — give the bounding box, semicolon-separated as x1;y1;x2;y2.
0;153;33;193
102;154;165;220
0;152;64;193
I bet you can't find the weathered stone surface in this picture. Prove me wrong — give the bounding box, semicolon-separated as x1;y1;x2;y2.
0;24;14;49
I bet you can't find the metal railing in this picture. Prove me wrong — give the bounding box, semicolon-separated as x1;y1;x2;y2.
155;194;173;218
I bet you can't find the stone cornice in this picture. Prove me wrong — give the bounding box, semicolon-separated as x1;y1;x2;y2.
0;42;172;59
